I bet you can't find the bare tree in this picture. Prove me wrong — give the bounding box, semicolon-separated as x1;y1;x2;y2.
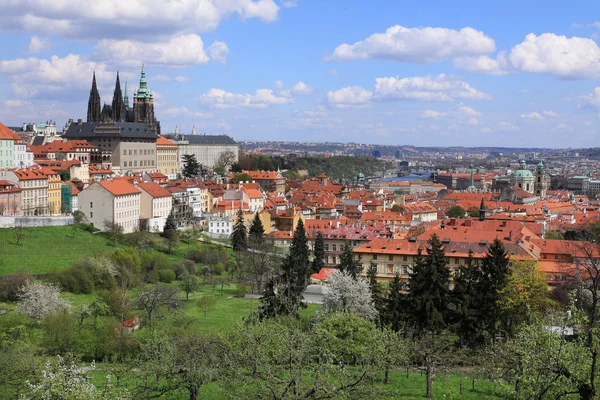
104;220;124;246
197;296;216;319
215;150;236;171
12;223;25;246
137;285;180;328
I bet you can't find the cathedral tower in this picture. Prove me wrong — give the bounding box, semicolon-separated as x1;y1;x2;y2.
111;72;126;122
87;72;101;122
133;64;155;124
534;160;548;199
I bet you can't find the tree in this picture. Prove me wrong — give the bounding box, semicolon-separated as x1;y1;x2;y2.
164;210;177;232
259;219;310;318
476;238;510;341
230;173;253;184
181;154;202;178
197;296;216;318
137;285;180;328
215;150;236;172
409;335;453;398
248;212;265;247
230;209;247;252
338;242;361;279
450;250;484;347
179;273;199;301
312;231;325;274
322;270;377;320
12;223;25;246
383;273;405;332
16;280;71;320
446;205;466;218
104;220;124;246
390;204;405;213
406;235;450;336
366;263;384;319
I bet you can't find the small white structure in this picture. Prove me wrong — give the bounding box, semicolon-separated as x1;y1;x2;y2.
208;216;232;237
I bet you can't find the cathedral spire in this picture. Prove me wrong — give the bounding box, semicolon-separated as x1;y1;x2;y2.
479;198;486;221
87;71;101;122
111;71;126;122
124;78;129;108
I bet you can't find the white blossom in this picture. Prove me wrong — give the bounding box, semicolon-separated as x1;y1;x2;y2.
16;280;71;320
322;270;377;320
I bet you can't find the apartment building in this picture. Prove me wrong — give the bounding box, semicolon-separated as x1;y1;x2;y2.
3;168;49;216
137;182;173;232
156;136;179;178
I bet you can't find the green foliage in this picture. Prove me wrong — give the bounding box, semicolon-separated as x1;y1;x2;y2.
163;211;177;232
185;245;229;266
181;154;202;178
383;272;406;332
406;235;450;336
103;220;124;245
248;212;265;246
0;271;31;301
451;251;484;346
198;296;216;318
157;269;176;283
111;247;142;286
311;231;325;274
447;205;466;218
179;273;199;301
42;311;76;355
230;209;247;252
140;251;170;283
544;230;564;240
337;242;361;279
230;173;253;184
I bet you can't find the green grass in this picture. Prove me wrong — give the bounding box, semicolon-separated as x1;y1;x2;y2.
0;226;122;275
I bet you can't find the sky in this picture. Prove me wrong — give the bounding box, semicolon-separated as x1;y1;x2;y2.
1;0;600;148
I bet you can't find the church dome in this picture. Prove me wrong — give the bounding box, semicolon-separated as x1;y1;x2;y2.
512;169;533;178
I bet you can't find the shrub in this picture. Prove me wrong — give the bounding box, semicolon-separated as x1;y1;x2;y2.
158;269;176;283
0;272;31;301
47;266;95;294
141;252;170;283
235;283;248;298
172;260;197;279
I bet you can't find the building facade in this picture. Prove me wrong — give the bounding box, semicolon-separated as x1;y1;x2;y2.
156;136;179;178
137;182;173;232
2;168;49;216
0;180;21;216
176;134;238;170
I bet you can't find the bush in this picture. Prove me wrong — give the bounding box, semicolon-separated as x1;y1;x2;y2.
172;260;197;279
47;266;95;294
0;272;31;301
80;223;98;233
141;252;170;283
158;269;176;283
185;245;229;266
235;283;248;298
127;231;157;251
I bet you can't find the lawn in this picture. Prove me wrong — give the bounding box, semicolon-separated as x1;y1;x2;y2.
0;226;122;275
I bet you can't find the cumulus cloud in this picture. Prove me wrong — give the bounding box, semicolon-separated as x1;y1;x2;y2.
454;33;600;79
163;107;211;119
327;25;495;63
498;121;518;131
93;34;211;67
279;81;313;96
328;75;489;107
583;87;600;110
0;54;110;99
208;41;229;64
152;74;171;82
467;118;479;125
198;88;292;108
327;86;373;108
520;112;543;120
543;110;558;117
27;36;52;53
420;110;445;119
3;99;32;108
0;0;280;40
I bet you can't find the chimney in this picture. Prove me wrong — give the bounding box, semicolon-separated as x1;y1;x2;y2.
77;119;82;125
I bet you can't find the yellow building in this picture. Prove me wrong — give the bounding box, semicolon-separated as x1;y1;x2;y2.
40;167;62;215
156;136;179;178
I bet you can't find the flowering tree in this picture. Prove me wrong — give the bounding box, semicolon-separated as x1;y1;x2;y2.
16;281;71;320
322;270;377;320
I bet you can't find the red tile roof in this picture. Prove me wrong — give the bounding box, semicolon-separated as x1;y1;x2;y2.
96;180;141;196
137;182;171;198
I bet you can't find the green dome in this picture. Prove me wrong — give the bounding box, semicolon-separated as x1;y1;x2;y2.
512;169;534;178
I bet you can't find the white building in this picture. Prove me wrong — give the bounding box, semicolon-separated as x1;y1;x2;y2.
78;180;141;234
208;216;233;236
137;182;173;232
176;134;238;170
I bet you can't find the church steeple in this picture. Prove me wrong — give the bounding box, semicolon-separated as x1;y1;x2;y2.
479;198;486;221
87;71;101;122
132;63;155;129
111;72;126;122
124;79;129;108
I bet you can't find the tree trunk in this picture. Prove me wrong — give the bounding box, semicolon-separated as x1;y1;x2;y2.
384;364;390;384
189;386;198;400
426;364;433;398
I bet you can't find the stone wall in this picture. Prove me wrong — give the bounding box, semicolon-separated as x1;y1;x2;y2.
0;216;74;228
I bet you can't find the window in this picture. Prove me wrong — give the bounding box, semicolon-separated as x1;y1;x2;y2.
332;256;337;264
388;255;393;261
332;244;337;252
402;265;408;274
455;258;459;264
90;212;93;218
90;202;93;208
387;264;394;274
373;254;378;260
403;255;408;261
324;244;329;251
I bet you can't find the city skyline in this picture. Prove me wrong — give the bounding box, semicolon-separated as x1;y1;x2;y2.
1;0;600;148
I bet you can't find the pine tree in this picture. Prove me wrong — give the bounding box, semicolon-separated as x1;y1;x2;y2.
259;219;310;318
248;213;265;247
163;211;177;233
383;272;405;332
476;238;510;341
367;262;385;322
338;242;361;279
181;154;201;178
406;235;450;337
311;231;325;274
230;209;247;252
450;250;484;346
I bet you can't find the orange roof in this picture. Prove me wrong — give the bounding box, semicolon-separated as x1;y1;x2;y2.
156;136;177;147
0;122;21;141
244;188;264;199
137;182;171;198
12;168;49;181
96;180;141;196
242;170;282;180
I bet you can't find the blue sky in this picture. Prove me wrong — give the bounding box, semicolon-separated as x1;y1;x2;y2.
1;0;600;148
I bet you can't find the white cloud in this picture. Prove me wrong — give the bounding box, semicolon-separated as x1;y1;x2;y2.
457;106;481;116
0;0;280;40
582;87;600;110
174;76;189;83
152;74;171;82
163;107;211;119
467;117;479;125
373;74;490;102
27;36;52;53
543;110;558;117
498;121;518;131
280;81;313;96
0;54;109;99
93;34;211;68
327;25;495;63
198;88;292;108
520;112;543;120
327;86;373;108
455;33;600;79
420;110;445;119
3;99;32;108
208;41;229;64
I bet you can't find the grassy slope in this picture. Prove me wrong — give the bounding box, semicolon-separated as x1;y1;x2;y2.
0;226;122;276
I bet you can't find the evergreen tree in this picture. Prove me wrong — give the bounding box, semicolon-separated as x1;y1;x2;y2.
230;209;247;252
163;210;177;233
367;263;384;323
475;238;510;341
259;219;310;318
383;272;405;332
181;154;201;178
248;213;265;247
450;250;484;346
311;231;325;274
337;242;361;279
406;235;450;337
